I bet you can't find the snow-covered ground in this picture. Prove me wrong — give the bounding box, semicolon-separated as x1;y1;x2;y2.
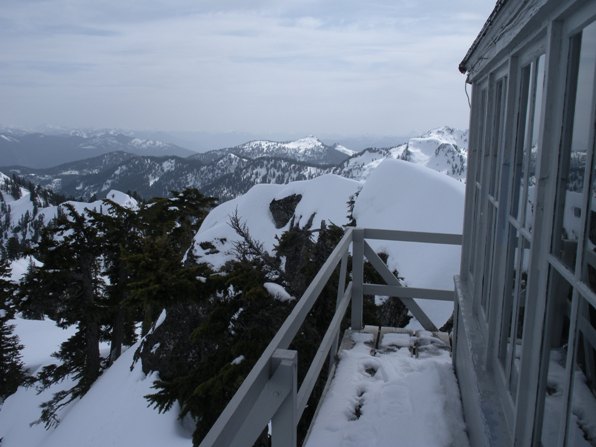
353;159;464;327
0;315;192;447
193;158;464;328
306;330;469;447
190;174;361;269
0;156;467;446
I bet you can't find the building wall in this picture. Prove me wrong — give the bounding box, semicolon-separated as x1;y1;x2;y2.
455;1;596;445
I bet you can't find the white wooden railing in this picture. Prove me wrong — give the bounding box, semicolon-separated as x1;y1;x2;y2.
199;227;462;447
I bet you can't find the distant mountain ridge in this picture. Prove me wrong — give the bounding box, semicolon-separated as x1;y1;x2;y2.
3;127;467;202
190;136;354;166
0;128;195;169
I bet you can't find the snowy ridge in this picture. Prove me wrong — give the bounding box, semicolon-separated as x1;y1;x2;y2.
6;126;466;201
0;129;194;169
333;144;356;156
193;158;464;328
353;159;464;326
0;171;138;254
192;135;354;167
334;126;468;182
190;174;361;268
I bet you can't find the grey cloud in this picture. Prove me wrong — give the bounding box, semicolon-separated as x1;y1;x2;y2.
0;0;494;136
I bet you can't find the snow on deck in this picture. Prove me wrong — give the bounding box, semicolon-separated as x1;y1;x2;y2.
305;327;469;447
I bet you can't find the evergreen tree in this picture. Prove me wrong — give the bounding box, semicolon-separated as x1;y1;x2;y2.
0;257;25;399
143;218;348;445
29;204;106;427
144;258;288;446
88;200;141;364
129;189;216;334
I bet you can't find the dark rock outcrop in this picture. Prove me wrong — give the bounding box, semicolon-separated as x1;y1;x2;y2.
269;194;302;229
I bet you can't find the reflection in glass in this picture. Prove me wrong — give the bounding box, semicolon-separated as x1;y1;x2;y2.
509;237;531;399
470;89;489;279
481;205;496;319
475;89;488;184
554;22;596;272
541;268;572;446
498;225;531;400
499;225;519;369
581;21;596;294
490;78;507;198
514;54;545;232
566;299;596;446
527;55;545;234
511;66;530;222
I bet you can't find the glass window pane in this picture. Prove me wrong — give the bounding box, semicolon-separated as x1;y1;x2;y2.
498;224;531;399
526;54;545;234
499;224;519;368
490;78;507;198
481;204;497;319
509;236;531;399
581;21;596;294
542;268;572;447
566;298;596;446
475;89;488;184
513;55;545;232
540;268;573;446
511;66;531;221
469;187;479;276
553;22;596;272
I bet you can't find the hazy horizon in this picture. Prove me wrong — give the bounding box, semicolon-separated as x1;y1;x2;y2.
1;0;495;141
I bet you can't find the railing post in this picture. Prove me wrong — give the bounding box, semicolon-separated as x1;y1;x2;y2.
329;251;349;371
270;349;298;447
351;228;364;330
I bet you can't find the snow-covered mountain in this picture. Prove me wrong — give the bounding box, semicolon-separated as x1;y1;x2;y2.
5;127;467;202
191;136;355;166
333;127;468;182
0;171;138;257
191;158;464;326
190;174;361;269
0;128;195;169
7;153;329;202
0;155;465;447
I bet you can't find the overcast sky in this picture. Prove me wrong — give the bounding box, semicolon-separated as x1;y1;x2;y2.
0;0;495;140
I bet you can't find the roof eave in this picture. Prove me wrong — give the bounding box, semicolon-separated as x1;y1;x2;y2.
459;0;510;75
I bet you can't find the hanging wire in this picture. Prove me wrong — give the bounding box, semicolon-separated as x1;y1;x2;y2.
464;79;471;109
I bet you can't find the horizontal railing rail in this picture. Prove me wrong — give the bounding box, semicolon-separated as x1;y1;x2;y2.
200;227;462;447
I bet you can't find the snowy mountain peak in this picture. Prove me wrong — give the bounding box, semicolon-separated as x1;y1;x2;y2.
421;126;469;149
240;136;325;153
284;136;325;152
191;136;354;166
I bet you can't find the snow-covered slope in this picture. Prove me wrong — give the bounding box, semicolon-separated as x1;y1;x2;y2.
334;126;468;182
0;155;466;447
192;158;464;327
391;127;468;180
0;317;191;447
0;171;138;255
353;159;464;326
190;174;361;269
